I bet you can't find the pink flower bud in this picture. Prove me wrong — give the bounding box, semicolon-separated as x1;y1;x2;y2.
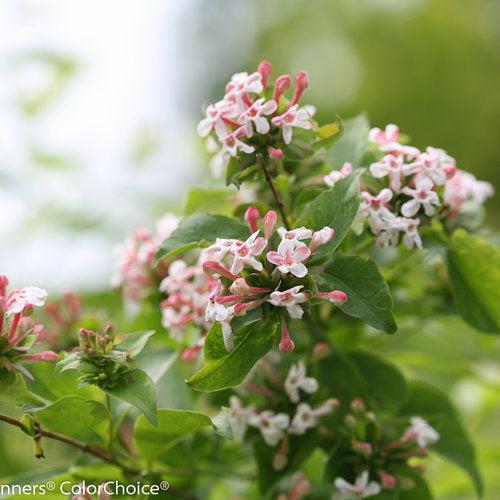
316;290;347;306
279;320;295;353
267;147;284;160
181;343;203;362
273;74;292;102
353;440;373;458
202;261;239;281
257;60;273;87
378;470;396;489
25;351;59;362
312;342;332;362
444;163;457;177
290;71;309;106
244;206;260;233
263;210;278;239
310;227;335;250
351;397;366;413
0;274;9;298
272;436;289;471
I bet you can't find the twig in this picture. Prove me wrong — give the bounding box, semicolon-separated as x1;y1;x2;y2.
256;153;290;229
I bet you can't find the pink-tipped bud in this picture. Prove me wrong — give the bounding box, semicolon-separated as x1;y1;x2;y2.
273;74;292;102
181;343;203;362
267;146;284;160
310;227;335;250
234;299;263;316
25;351;59;362
229;278;251;295
257;60;273;87
444;163;457;177
291;71;309;106
202;261;239;281
0;274;9;298
279;320;295;353
353;441;373;458
272;436;289;471
317;290;347;306
378;470;397;489
351;397;365;413
263;210;278;239
244;206;260;233
312;342;332;362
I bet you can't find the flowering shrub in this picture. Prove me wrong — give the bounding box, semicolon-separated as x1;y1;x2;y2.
1;61;498;499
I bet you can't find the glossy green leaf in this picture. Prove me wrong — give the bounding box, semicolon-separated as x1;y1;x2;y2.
104;369;158;426
317;254;397;333
446;230;500;333
134;409;212;459
33;396;110;444
188;319;278;392
155;213;248;262
115;330;155;357
296;170;361;253
326;113;370;168
348;350;406;410
400;381;483;497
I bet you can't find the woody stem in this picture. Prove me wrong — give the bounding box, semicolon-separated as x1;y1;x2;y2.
257;153;290;229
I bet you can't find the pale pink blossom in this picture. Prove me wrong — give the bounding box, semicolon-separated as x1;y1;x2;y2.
197;100;238;138
277;227;313;242
228;396;255;441
403;147;453;186
444;170;494;215
369;154;405;193
400;218;422;249
289;400;338;435
238;97;277;137
272;104;313;144
205;281;235;350
230;231;268;274
6;287;47;314
403;416;440;448
225;72;264;105
369;124;419;157
284;361;319;403
401;177;440;217
267;239;311;278
316;290;348;305
248;410;290;447
221;127;255;157
310;227;335;250
358;189;393;220
324;162;353;187
333;471;381;499
268;286;308;319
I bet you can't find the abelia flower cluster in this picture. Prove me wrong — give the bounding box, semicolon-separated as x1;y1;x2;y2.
0;274;57;378
198;60;315;176
348;124;493;248
159;258;217;359
201;207;347;352
112;213;179;305
229;362;338;453
332;397;440;499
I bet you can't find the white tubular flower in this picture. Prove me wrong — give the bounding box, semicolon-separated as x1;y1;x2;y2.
284;361;319;403
333;471;381;499
225;71;264;110
248;410;290;447
310;227;335;250
6;287;48;314
289;399;338;435
228;396;255;441
159;260;194;294
267;239;311;278
205;281;235;350
401;177;440;217
358;189;394;220
324;162;353;187
238;97;277;137
197;100;238;138
271;104;313;144
403;147;451;186
220;127;255;157
403;416;440;448
277;226;313;243
400;217;422;249
268;286;308;319
369;154;405;193
230;231;268;274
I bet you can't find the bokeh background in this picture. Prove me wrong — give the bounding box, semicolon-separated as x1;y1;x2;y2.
1;0;499;498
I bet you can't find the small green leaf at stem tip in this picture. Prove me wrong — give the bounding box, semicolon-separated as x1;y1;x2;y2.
155;213;248;263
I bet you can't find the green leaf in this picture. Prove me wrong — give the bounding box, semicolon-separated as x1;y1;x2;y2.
188;318;278;392
313;119;343;150
104;369;158;426
184;187;234;216
446;230;500;333
317;254;397;333
33;396;110;444
211;407;234;440
134;409;212;459
296;170;361;253
400;381;483;497
326;113;370;168
155;213;248;262
348;350;406;410
116;330;155;357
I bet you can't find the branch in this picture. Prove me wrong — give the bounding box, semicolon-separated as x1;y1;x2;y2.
256;153;290;229
0;411;138;475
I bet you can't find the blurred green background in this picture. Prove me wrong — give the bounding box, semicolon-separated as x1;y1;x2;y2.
1;0;499;498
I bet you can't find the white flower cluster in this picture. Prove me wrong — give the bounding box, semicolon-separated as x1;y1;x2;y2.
228;361;338;446
197;61;315;176
343;124;494;248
